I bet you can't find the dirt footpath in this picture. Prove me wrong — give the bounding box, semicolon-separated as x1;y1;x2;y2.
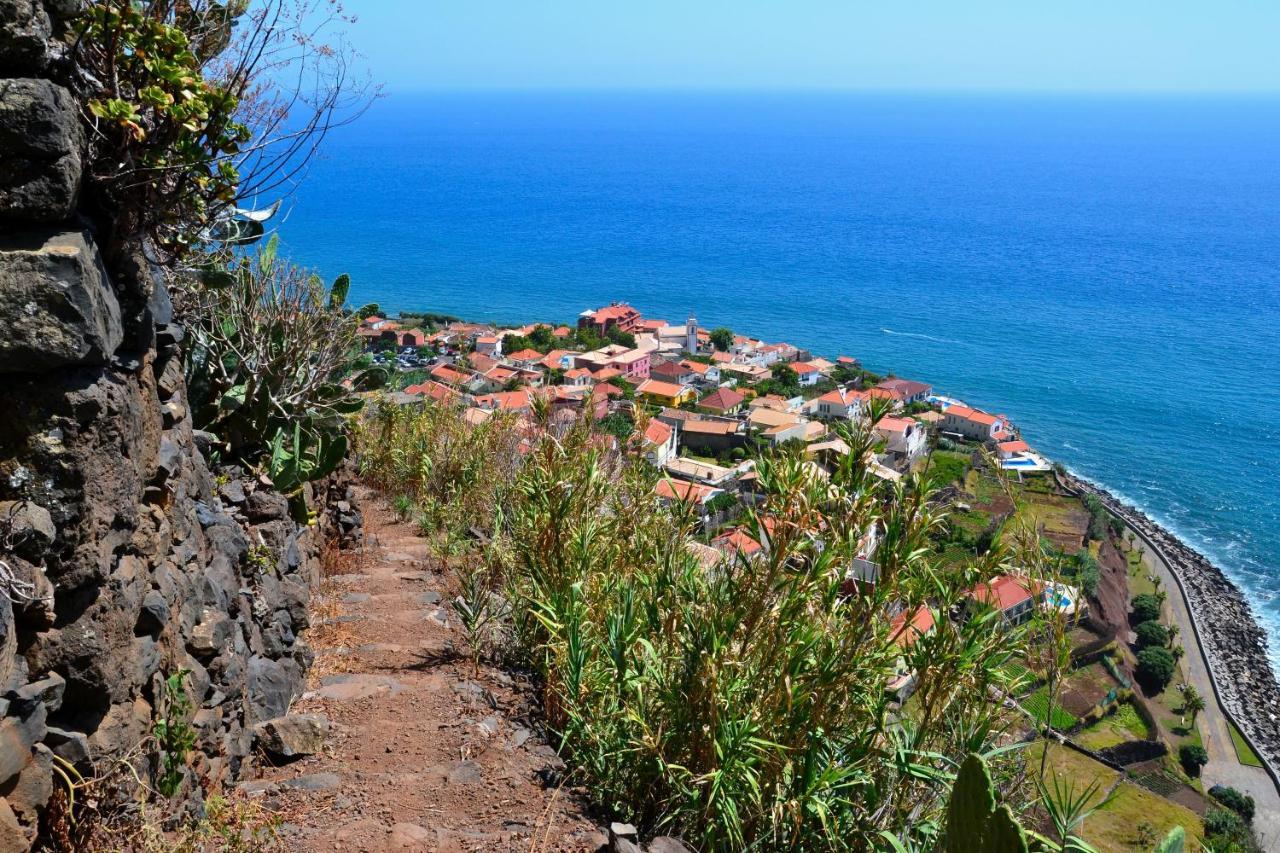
251;491;604;852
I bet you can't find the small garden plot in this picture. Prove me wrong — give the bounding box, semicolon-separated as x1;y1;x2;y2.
926;450;970;486
1076;701;1153;751
1023;687;1078;730
1021;492;1091;553
1058;661;1124;718
1030;744;1203;851
1068;623;1106;650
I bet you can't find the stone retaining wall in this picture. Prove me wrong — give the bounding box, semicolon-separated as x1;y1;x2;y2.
0;4;357;846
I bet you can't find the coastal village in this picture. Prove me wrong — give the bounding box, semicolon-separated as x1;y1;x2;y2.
350;302;1274;850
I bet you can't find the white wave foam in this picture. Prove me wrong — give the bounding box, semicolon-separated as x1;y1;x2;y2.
1061;461;1280;674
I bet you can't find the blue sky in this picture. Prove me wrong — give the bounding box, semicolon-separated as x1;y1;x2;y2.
348;0;1280;94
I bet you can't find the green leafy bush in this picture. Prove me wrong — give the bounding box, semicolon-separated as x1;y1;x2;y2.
1136;646;1176;692
1068;549;1101;598
153;670;195;797
1203;807;1253;849
1131;593;1163;626
1179;744;1208;776
185;237;385;495
74;1;251;258
1134;620;1170;649
1210;785;1255;821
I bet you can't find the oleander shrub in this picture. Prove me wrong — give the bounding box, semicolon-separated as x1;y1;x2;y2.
357;402;1038;850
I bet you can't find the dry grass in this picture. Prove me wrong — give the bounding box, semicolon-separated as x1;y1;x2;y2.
303;582;364;684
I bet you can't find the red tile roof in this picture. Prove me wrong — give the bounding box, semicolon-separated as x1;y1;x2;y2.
998;440;1030;453
877;378;932;397
680;419;739;435
889;606;935;648
712;528;762;557
402;380;460;403
586;304;641;323
637;379;687;399
969;576;1033;612
947;405;999;426
681;360;714;375
430;364;471;386
474;390;531;411
655;478;717;503
698;387;745;412
876;416;915;433
644;419;673;446
592;382;624;398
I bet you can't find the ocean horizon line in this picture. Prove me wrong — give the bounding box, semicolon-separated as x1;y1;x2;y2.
376;85;1280;99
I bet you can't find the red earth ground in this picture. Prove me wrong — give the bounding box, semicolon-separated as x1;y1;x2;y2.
250;491;606;852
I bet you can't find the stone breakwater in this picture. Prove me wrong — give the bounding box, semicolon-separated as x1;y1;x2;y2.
1062;472;1280;782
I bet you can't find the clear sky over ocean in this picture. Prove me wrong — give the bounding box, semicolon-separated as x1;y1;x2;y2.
349;0;1280;93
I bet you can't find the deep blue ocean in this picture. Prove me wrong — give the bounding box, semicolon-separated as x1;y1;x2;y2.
277;92;1280;671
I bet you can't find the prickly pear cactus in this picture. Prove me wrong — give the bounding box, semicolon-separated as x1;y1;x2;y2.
943;753;1029;853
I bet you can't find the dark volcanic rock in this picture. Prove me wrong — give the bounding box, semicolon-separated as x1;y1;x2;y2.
0;0;51;72
0;229;122;372
0;19;364;846
0;79;81;220
252;713;329;759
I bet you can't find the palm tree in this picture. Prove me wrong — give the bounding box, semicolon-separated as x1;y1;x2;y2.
1183;685;1206;727
1166;623;1180;647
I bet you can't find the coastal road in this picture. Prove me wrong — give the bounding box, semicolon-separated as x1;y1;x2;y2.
1137;545;1280;848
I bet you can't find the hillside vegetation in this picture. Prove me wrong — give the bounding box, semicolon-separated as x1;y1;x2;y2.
357;400;1062;850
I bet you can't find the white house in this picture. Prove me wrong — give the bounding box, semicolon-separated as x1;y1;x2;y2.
791;361;825;386
474;335;502;357
811;386;866;422
875;416;927;463
643;418;678;467
681;359;721;386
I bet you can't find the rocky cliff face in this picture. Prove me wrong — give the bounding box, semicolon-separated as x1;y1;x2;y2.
0;4;356;846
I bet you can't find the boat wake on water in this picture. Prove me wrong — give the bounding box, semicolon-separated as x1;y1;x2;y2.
880;328;966;346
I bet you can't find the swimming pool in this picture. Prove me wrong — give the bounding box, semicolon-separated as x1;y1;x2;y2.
1042;582;1081;617
1003;458;1040;468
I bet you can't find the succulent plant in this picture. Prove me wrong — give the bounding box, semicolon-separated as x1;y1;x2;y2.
943;753;1029;853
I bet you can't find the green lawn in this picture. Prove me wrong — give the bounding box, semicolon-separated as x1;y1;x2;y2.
1030;744;1203;851
926;450;970;486
1229;721;1264;768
